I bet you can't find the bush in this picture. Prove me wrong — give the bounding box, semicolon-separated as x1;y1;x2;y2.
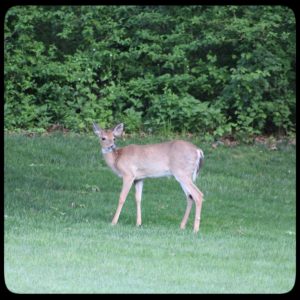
4;6;295;138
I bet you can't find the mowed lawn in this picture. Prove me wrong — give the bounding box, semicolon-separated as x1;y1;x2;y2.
4;133;295;293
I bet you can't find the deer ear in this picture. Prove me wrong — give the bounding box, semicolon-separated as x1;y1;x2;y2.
93;123;102;137
113;123;124;137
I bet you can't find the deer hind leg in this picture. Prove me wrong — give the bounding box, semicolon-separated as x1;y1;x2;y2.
180;196;193;230
111;175;134;225
134;180;143;226
178;182;193;229
177;177;203;233
193;185;203;234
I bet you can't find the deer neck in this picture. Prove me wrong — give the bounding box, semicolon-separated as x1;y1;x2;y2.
102;147;122;176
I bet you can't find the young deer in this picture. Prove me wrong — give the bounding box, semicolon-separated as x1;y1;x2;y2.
93;123;204;233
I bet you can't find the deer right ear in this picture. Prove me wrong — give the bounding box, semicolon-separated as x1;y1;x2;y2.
93;123;102;137
113;123;124;137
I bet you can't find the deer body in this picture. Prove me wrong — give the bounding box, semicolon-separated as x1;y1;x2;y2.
93;123;204;233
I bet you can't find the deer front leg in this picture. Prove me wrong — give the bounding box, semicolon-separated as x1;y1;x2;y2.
134;180;144;226
111;175;134;225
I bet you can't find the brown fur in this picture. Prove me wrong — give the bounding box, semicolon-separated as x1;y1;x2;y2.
93;123;204;233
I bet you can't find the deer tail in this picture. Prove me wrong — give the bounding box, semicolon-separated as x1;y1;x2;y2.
193;149;204;182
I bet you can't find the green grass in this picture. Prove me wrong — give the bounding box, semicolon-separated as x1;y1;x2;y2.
4;133;296;293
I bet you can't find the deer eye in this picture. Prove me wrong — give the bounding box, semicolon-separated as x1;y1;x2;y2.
101;137;106;141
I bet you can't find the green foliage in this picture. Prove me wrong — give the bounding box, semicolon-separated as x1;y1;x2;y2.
4;6;295;138
145;89;228;139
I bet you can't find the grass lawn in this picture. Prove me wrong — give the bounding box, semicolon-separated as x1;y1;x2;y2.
4;133;296;293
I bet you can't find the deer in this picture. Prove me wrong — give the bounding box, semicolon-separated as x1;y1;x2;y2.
93;123;204;233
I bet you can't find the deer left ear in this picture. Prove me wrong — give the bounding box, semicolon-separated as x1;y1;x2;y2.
93;123;103;138
113;123;124;137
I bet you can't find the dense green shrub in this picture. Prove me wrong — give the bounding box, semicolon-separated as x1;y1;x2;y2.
4;6;295;139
